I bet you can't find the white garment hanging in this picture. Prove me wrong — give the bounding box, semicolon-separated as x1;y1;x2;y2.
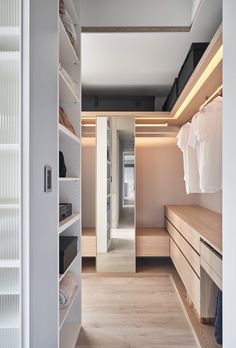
177;122;200;194
189;96;222;193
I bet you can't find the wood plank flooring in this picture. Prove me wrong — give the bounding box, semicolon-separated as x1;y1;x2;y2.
77;274;199;348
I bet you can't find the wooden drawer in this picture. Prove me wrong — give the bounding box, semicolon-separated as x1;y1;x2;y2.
200;241;222;290
136;228;169;257
170;239;200;314
166;219;200;276
165;207;200;253
201;241;222;278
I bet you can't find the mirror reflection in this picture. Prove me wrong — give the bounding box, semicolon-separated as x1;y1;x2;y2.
81;116;135;272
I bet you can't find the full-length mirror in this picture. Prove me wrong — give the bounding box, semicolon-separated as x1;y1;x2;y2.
81;116;135;273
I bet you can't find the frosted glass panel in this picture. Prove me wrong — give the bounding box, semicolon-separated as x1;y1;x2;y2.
0;0;20;26
0;269;19;295
0;1;21;347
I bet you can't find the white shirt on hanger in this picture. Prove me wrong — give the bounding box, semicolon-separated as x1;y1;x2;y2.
177;122;200;194
189;96;222;193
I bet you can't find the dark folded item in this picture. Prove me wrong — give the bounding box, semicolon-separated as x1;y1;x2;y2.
59;203;72;222
215;289;222;345
59;151;66;178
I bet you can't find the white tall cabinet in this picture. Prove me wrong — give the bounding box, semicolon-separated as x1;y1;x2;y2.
58;0;82;346
0;0;82;347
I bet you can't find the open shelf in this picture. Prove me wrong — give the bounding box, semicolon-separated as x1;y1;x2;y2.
59;17;79;66
59;253;80;282
60;321;81;348
59;286;79;329
59;124;80;145
59;70;80;104
59;213;80;234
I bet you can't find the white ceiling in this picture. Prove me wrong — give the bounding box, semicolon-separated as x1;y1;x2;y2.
81;0;222;96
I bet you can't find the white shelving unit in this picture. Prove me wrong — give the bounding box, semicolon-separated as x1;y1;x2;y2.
0;1;21;347
58;1;81;347
96;117;112;253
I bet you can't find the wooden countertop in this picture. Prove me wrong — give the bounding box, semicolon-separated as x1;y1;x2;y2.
165;205;222;255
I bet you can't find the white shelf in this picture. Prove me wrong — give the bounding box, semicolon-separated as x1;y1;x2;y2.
59;70;80;104
59;286;79;329
0;260;20;268
59;254;80;282
0;52;20;61
59;177;80;182
59;212;80;234
60;321;81;348
59;124;81;144
0;144;19;151
59;17;79;65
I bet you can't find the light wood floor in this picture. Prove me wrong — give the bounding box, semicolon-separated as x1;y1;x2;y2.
81;258;220;348
77;274;199;348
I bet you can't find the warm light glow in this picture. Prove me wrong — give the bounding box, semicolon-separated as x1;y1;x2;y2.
81;117;96;121
135;123;168;127
82;124;96;127
174;45;223;119
135;116;172;120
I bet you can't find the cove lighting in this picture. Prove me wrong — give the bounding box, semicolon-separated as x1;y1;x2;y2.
135;123;168;127
174;45;223;119
82;124;96;127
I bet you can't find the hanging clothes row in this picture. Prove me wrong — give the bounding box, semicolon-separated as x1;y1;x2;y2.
177;96;222;194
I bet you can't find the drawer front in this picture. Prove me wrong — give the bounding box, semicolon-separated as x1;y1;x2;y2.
165;207;200;253
201;242;222;278
201;258;222;291
136;235;170;257
82;236;96;257
166;219;200;277
170;239;200;314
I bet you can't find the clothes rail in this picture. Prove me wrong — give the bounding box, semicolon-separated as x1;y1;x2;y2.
199;85;223;111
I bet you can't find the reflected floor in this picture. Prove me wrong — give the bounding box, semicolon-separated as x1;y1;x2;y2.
96;229;135;272
97;207;135;272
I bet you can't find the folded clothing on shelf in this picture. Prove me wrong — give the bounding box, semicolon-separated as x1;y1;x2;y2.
59;107;76;135
59;0;77;47
59;271;77;309
59;63;80;97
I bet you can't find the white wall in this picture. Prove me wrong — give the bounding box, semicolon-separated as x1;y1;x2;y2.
223;1;236;346
136;137;198;227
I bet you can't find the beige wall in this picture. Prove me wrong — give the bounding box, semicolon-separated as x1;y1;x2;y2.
82;135;222;229
82;137;96;228
136;137;198;228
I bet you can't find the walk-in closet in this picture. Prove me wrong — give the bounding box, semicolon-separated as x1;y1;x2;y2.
1;0;236;347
